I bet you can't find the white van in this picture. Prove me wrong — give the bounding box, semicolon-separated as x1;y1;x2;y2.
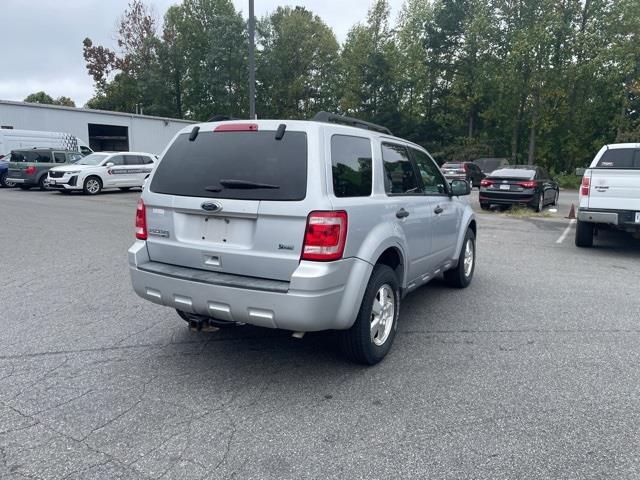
0;129;92;160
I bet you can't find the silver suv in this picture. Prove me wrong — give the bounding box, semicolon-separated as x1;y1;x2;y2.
128;113;477;364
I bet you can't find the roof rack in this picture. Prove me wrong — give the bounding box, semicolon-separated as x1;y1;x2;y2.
312;111;392;135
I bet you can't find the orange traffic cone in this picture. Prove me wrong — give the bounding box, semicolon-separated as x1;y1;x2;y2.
566;203;576;219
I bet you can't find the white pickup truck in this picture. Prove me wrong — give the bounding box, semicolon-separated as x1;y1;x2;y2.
576;143;640;247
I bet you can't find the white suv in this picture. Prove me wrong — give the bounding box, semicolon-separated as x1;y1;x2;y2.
47;151;156;195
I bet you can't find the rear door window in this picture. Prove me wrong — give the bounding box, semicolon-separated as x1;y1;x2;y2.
382;143;420;195
151;130;308;200
124;155;142;165
331;135;372;197
54;152;66;163
597;148;639;169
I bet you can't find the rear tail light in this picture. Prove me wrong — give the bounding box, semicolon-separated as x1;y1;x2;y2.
480;179;493;187
463;164;469;172
214;123;258;132
301;211;348;261
580;176;590;196
25;166;36;175
519;181;537;189
135;199;147;240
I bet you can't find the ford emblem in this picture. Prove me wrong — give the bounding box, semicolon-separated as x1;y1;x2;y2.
201;201;222;212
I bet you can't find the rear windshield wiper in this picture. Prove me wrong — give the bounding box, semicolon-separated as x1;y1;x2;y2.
218;179;280;189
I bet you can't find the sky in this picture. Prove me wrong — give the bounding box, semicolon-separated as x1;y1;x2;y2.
1;0;405;107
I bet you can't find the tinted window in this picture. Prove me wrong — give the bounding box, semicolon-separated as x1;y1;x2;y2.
151;131;307;200
108;155;125;166
490;168;536;179
142;156;154;165
124;155;142;165
411;149;447;195
10;151;51;163
331;135;372;197
54;152;66;163
596;148;639;169
382;143;420;194
68;153;83;163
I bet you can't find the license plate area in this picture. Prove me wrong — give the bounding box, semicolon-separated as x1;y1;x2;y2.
174;212;255;247
635;212;640;223
499;184;510;190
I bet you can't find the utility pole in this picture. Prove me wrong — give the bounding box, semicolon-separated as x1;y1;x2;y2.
248;0;256;119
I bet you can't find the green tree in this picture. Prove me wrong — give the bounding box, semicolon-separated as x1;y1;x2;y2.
256;6;340;119
24;91;76;107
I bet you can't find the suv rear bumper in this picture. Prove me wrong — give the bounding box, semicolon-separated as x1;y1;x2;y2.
128;241;372;332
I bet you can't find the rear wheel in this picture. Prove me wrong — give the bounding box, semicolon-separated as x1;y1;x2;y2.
534;193;544;212
83;176;102;195
444;228;476;288
552;190;559;206
575;219;594;247
38;175;48;191
0;172;14;188
340;265;399;365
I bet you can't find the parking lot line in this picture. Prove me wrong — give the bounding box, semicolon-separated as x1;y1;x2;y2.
556;219;576;244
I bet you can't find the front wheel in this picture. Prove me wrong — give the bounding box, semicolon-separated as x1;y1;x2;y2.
443;228;476;288
340;265;400;365
83;176;102;195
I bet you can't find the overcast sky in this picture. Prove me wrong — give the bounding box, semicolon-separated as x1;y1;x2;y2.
1;0;405;107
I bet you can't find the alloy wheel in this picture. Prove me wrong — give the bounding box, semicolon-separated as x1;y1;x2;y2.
370;284;395;346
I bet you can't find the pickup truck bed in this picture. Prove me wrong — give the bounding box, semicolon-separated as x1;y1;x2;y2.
576;144;640;247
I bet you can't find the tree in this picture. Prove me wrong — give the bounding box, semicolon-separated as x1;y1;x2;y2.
24;91;76;107
256;6;340;119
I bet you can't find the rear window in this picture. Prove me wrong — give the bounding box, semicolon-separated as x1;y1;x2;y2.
596;148;640;169
151;130;307;200
10;151;52;163
490;168;535;179
331;135;372;197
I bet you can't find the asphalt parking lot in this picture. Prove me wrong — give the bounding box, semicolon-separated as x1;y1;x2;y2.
1;187;639;480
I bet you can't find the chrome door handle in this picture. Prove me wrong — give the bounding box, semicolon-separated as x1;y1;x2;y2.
434;206;444;215
396;208;410;219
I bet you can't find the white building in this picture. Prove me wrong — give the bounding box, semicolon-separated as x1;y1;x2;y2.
0;100;194;155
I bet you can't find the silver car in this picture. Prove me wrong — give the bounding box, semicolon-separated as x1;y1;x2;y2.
129;113;477;364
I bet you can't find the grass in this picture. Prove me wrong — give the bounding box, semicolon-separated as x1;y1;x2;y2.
500;206;554;218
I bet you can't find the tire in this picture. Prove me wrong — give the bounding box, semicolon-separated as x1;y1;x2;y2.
83;176;102;195
38;175;48;191
480;202;490;211
0;172;14;188
575;219;594;248
443;228;476;288
340;265;400;365
552;190;559;206
534;193;544;212
119;187;131;191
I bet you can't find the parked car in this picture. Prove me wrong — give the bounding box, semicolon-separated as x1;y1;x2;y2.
6;148;84;190
47;151;156;195
473;157;510;175
0;159;14;187
479;165;559;211
575;143;640;247
441;161;485;188
128;112;477;365
0;128;92;158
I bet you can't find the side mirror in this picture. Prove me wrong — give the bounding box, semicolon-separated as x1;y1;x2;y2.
575;168;585;176
450;179;471;196
105;162;114;167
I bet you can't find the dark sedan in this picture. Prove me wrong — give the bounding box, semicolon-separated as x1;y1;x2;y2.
441;161;485;188
479;166;559;212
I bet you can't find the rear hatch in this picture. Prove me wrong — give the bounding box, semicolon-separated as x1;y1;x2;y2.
145;124;317;282
7;150;49;179
586;148;640;210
